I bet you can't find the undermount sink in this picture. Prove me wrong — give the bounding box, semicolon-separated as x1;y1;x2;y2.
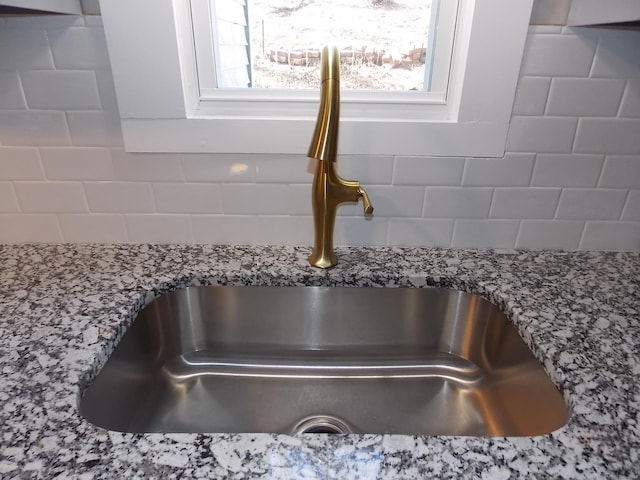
79;286;569;436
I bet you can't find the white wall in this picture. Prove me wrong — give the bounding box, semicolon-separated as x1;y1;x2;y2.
0;15;639;250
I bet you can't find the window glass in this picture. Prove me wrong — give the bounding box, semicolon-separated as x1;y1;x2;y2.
211;0;438;91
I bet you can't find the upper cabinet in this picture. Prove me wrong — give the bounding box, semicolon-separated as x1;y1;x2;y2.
568;0;640;26
0;0;82;14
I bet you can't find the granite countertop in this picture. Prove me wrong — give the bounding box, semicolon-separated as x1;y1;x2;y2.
0;244;638;479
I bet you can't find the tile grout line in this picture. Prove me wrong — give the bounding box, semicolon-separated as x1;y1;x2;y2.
619;190;631;221
577;220;588;250
616;80;630;118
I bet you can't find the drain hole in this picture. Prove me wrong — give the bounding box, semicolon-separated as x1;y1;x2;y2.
302;425;343;434
292;416;352;435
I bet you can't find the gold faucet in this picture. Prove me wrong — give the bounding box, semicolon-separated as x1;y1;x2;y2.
307;46;374;269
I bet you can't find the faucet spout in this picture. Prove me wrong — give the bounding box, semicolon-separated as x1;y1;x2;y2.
308;46;341;163
307;46;374;269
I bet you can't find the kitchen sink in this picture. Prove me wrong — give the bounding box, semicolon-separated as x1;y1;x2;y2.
79;286;569;436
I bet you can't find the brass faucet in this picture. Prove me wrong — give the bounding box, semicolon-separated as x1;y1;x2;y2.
307;46;374;269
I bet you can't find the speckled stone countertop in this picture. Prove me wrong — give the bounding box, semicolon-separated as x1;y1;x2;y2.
0;244;638;479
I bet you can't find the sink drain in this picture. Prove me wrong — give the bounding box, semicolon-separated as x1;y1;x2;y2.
292;415;352;434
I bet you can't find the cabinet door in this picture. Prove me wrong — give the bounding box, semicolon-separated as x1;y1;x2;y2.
568;0;640;26
0;0;82;14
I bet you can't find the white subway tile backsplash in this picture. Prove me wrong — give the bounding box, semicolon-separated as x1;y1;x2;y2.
48;27;110;69
66;111;122;146
94;70;119;112
0;72;26;109
125;214;192;243
393;157;464;186
599;156;640;189
531;154;604;187
0;147;44;180
0;111;70;146
574;119;640;155
452;220;519;248
252;216;313;245
153;183;222;214
333;217;388;246
221;184;309;215
21;70;101;110
192;215;312;245
516;220;584;250
546;78;625;117
336;156;394;185
192;215;257;244
59;214;127;243
361;186;424;217
387;219;454;247
182;155;255;183
512;76;550;116
581;222;640;251
0;214;61;243
556;188;628;220
85;16;103;26
506;117;577;153
462;153;535;187
622;191;640;221
84;182;155;213
591;31;640;79
0;16;638;250
111;149;184;182
0;28;54;70
424;187;493;218
490;188;561;219
14;182;87;213
0;183;19;212
40;147;113;180
255;155;313;183
520;33;596;77
620;80;640;118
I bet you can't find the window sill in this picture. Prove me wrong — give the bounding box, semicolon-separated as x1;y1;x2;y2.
121;117;509;157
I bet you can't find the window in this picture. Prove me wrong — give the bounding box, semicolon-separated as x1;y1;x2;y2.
188;0;457;119
195;0;445;92
101;0;534;156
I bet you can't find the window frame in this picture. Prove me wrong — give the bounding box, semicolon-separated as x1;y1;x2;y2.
100;0;534;157
191;0;456;97
187;0;457;123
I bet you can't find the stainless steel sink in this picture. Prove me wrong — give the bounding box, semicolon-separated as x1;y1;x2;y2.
79;286;569;436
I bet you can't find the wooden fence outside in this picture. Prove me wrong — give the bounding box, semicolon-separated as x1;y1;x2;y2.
268;46;427;68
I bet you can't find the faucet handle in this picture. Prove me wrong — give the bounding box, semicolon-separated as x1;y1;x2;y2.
357;186;374;214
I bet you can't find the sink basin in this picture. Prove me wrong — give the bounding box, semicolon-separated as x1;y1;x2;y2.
79;286;569;436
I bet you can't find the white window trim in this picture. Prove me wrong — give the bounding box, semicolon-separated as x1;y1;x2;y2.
100;0;533;157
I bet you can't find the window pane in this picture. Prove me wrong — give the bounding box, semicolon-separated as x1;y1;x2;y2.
238;0;436;91
211;0;252;88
